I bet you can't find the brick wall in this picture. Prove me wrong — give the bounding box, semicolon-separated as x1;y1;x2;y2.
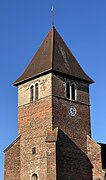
52;96;91;153
46;142;57;180
46;128;58;180
87;135;105;180
56;129;92;180
52;74;92;179
18;96;53;180
52;74;91;153
4;137;20;180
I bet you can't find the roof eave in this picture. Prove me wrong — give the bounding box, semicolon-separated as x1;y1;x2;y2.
13;68;94;87
13;69;53;86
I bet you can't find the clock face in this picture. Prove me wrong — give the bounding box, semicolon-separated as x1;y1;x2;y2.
69;107;76;117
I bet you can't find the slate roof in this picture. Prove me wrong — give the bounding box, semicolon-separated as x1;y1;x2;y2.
13;27;94;86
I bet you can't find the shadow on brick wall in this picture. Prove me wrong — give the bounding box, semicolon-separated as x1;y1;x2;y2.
56;129;93;180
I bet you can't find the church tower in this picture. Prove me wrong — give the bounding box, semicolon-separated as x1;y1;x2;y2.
4;27;104;180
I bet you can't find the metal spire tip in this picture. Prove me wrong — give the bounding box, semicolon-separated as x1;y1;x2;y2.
51;5;55;27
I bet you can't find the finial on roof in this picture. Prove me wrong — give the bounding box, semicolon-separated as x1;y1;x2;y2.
51;5;55;27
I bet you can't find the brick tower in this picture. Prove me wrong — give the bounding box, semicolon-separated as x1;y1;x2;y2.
4;27;105;180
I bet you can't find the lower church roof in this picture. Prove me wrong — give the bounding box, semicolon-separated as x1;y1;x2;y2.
4;136;21;153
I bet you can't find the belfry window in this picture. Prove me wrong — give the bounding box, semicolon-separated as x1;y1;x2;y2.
35;83;38;100
66;82;77;101
31;173;38;180
30;85;34;102
30;82;40;102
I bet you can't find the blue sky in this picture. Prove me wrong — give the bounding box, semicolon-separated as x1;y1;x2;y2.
0;1;106;179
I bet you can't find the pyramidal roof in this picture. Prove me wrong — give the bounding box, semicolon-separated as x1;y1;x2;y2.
13;27;94;86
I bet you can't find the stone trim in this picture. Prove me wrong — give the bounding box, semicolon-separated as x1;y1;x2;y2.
45;128;59;142
53;94;90;106
87;135;101;148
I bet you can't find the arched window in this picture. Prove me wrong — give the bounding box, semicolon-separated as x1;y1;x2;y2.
35;83;38;100
30;82;40;102
66;82;77;101
30;85;34;102
31;173;38;180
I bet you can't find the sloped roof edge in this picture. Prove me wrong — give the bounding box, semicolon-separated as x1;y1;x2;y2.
4;136;21;153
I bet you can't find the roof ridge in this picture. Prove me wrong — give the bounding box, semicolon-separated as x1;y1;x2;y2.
51;26;55;69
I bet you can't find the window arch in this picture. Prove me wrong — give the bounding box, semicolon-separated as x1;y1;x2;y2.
31;173;38;180
30;85;34;102
35;83;38;100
